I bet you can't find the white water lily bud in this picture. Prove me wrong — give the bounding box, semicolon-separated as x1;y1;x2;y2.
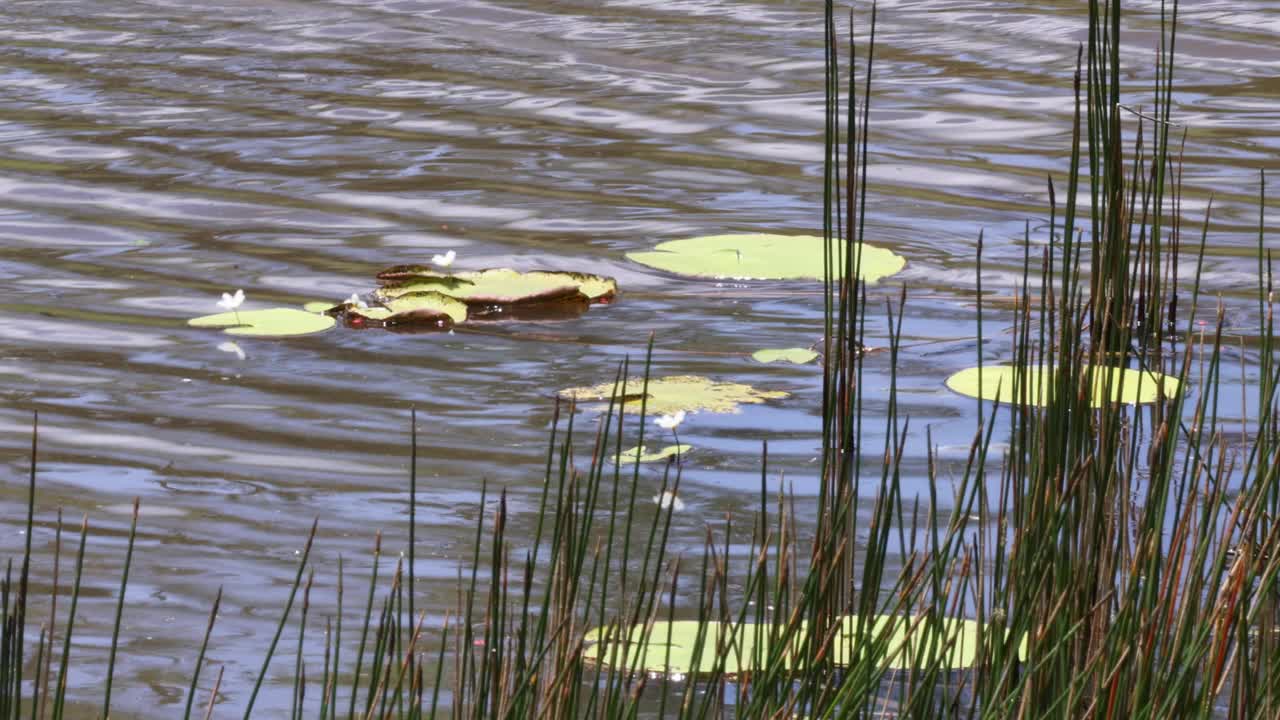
655;410;686;430
652;491;685;512
217;288;245;310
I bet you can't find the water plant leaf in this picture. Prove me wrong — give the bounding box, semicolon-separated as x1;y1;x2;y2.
582;615;1020;677
385;293;468;323
752;347;819;364
613;444;691;463
559;375;788;415
374;268;617;305
335;292;468;329
626;234;906;283
188;308;335;337
302;301;334;313
945;364;1181;407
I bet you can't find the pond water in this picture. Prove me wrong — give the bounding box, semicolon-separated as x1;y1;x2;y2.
0;0;1277;715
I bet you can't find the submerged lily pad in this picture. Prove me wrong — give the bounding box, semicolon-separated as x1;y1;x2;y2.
626;234;905;283
753;347;819;364
945;365;1181;408
375;268;617;306
188;308;335;337
560;375;788;416
583;615;1020;677
613;444;692;463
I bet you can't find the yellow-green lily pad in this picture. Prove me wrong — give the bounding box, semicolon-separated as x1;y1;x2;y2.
559;375;788;416
302;301;333;313
374;268;617;306
626;234;905;284
583;615;1022;677
333;291;468;329
384;292;467;323
945;365;1181;408
613;444;691;463
752;347;819;364
188;308;335;337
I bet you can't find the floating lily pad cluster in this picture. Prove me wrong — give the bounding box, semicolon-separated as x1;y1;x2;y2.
583;615;1025;678
188;267;619;336
340;267;618;329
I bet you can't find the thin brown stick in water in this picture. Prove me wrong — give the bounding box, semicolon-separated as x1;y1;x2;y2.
1116;103;1183;127
202;666;224;720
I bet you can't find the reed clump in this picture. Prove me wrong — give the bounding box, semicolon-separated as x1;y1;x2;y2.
3;0;1278;717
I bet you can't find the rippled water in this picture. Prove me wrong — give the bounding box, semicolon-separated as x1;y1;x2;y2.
1;0;1277;715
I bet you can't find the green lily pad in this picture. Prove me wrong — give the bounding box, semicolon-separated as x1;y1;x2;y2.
375;268;617;306
752;347;819;364
583;615;1022;677
559;375;788;416
613;444;691;463
626;234;905;284
302;301;333;313
325;291;468;330
188;308;335;337
945;365;1181;408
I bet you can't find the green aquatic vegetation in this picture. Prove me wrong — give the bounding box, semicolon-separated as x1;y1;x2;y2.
334;291;469;329
752;347;819;364
374;268;617;305
299;268;615;331
583;615;1021;677
944;364;1181;407
10;2;1279;719
187;308;335;337
380;292;469;324
559;374;788;415
625;234;905;283
612;444;691;463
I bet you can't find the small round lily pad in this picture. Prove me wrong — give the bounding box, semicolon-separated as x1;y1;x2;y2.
626;234;905;284
752;347;819;364
188;308;335;337
302;301;334;313
375;268;617;306
583;615;1022;677
560;375;788;416
945;365;1181;408
613;444;692;463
